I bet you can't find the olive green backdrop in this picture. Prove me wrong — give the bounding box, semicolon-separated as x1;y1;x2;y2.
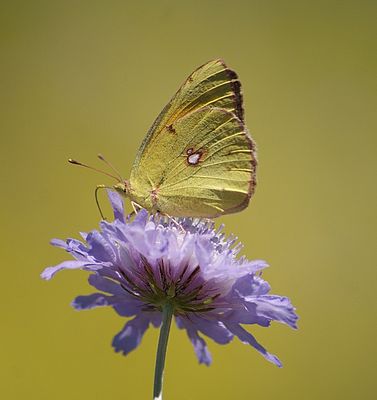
1;1;375;399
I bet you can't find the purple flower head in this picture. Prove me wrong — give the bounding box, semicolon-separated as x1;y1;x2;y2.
42;191;297;367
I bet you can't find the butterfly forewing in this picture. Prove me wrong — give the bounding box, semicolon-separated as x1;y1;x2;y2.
132;59;244;169
129;60;256;217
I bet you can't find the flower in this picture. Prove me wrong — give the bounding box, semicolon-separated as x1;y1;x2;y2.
41;191;297;367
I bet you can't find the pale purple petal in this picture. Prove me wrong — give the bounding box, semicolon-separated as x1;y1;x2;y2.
195;236;213;266
50;238;89;260
176;317;212;366
88;274;125;296
112;315;150;355
125;222;169;259
86;231;117;263
225;322;282;367
41;260;93;280
72;293;113;310
221;302;271;326
50;239;67;249
189;316;233;344
107;189;125;222
117;246;138;272
112;300;143;317
245;295;298;329
187;329;212;366
232;274;271;297
86;275;143;317
239;260;269;274
132;208;149;227
149;313;162;328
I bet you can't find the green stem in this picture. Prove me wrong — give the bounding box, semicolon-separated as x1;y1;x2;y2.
153;302;174;400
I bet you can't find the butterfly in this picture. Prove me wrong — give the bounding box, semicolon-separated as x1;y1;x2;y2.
70;59;257;218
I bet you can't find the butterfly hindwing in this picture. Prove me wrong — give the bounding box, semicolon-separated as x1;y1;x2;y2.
157;107;255;217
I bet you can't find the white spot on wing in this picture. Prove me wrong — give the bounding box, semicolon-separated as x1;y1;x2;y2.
187;153;201;165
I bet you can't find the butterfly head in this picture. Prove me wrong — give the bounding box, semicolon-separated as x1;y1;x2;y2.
113;181;130;198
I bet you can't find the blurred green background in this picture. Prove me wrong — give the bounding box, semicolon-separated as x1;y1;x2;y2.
1;1;376;399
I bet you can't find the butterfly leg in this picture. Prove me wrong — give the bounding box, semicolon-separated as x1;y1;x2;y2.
131;201;143;215
156;211;185;232
95;184;111;220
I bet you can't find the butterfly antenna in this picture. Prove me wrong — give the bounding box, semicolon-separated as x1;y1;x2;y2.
68;158;119;181
97;153;123;181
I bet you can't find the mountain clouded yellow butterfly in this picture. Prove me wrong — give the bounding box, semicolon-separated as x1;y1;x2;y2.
70;59;257;218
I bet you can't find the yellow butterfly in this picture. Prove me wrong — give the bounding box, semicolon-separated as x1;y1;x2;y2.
71;59;257;218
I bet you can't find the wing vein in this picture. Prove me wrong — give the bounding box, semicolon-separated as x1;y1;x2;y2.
161;140;252;191
162;110;237;182
161;186;249;194
177;80;238;117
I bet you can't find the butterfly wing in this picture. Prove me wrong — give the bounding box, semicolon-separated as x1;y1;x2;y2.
129;60;257;217
157;107;256;217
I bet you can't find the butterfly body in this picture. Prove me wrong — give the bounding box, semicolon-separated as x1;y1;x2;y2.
108;59;257;218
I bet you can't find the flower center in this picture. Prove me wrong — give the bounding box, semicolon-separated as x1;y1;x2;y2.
118;256;221;315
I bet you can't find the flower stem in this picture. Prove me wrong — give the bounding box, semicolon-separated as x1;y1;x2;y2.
153;302;174;400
